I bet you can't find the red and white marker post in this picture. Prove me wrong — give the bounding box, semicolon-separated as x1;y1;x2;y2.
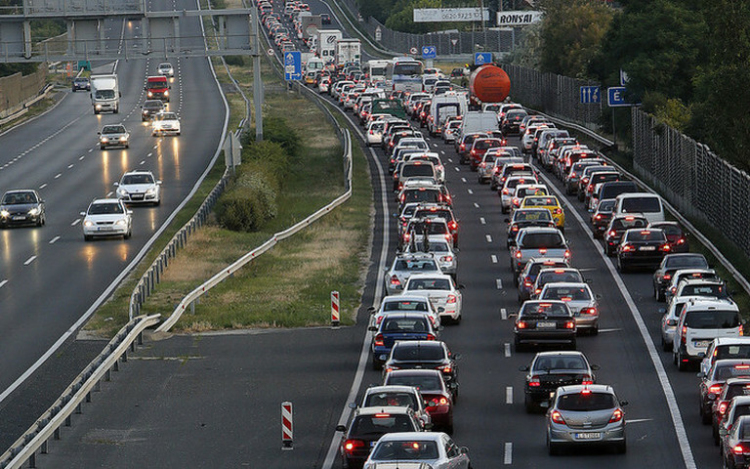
331;290;340;327
281;401;293;450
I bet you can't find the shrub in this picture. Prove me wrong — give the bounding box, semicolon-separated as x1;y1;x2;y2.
224;56;245;66
215;166;277;232
245;116;301;159
242;140;288;185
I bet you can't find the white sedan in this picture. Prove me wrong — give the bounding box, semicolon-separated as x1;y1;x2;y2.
115;170;162;205
80;198;132;241
157;62;174;77
363;432;471;469
402;273;463;324
152;112;181;136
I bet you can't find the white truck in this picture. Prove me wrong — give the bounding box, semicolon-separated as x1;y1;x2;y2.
335;38;361;68
428;93;468;137
90;74;120;114
315;29;343;67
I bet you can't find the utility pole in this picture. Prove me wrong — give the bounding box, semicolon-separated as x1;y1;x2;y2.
479;0;486;31
252;5;264;141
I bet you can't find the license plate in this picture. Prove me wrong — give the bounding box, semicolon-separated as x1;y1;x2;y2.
575;432;602;440
12;216;25;220
132;195;144;200
694;340;710;348
98;226;113;232
537;321;556;328
639;246;656;251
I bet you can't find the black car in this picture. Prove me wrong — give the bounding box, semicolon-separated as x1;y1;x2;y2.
321;13;331;24
652;253;709;302
590;198;616;239
383;340;459;401
505;208;555;248
336;406;423;469
616;228;670;272
72;76;90;92
0;189;46;228
520;351;597;413
141;99;166;121
513;300;576;351
603;214;648;256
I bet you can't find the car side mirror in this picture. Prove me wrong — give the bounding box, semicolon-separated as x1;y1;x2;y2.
335;424;346;432
458;284;466;289
157;181;163;185
708;394;718;401
127;210;133;215
595;294;602;300
97;131;101;135
368;326;377;332
658;308;666;314
80;211;86;217
460;447;469;455
504;218;510;223
452;353;461;360
367;306;376;314
423;422;434;431
113;182;119;187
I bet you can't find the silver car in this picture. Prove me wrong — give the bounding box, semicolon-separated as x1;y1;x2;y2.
98;124;130;150
384;253;441;296
363;432;471;469
80;198;132;241
405;235;457;279
546;384;627;455
538;282;599;334
659;296;704;352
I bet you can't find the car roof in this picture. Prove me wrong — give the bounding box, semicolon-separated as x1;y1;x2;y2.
711;338;750;346
535;351;587;359
541;282;590;289
91;198;121;204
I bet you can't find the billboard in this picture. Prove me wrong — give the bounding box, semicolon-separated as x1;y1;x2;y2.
413;8;490;23
496;11;543;26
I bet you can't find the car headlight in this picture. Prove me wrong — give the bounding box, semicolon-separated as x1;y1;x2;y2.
0;210;8;218
100;137;109;143
83;220;95;227
95;104;102;110
28;208;40;216
120;136;128;142
142;110;149;115
148;91;153;97
146;188;156;196
115;218;128;226
117;188;128;196
164;90;169;96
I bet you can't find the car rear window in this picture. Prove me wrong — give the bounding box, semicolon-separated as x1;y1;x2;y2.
533;355;586;371
402;189;441;204
385;374;442;391
407;278;451;290
393;345;445;361
666;256;709;269
680;284;728;299
521;302;570;317
383;300;428;312
543;286;591;301
371;440;439;460
717;345;750;360
514;210;553;222
364;392;418;409
557;392;615;411
624;230;666;242
382;317;429;333
538;271;582;285
351;413;416;435
685;311;740;329
520;232;565;248
621;197;661;213
394;259;438;271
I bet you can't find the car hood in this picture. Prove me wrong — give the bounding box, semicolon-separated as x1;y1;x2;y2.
101;132;127;138
368;462;435;469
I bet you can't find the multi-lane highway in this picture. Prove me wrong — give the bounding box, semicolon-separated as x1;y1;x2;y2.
0;0;227;452
0;0;733;467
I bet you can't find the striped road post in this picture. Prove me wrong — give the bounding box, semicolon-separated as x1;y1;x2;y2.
282;401;293;450
331;290;340;327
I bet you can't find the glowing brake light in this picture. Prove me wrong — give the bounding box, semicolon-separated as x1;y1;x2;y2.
719;402;729;415
447;294;457;304
390;275;401;287
344;439;366;453
609;408;624;423
374;334;385;347
551;411;565;424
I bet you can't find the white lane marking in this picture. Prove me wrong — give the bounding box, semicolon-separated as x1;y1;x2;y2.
461;177;467;183
441;151;445;155
49;236;60;244
501;308;507;320
454;167;460;172
24;256;36;265
107;191;114;197
71;219;81;226
54;173;61;179
480;217;486;225
598;328;622;333
147;152;153;157
627;418;653;424
504;442;513;464
88;148;93;153
491;255;498;264
468;189;473;195
0;280;7;289
536;167;697;469
447;157;452;162
504;343;511;358
474;203;480;208
39;184;47;189
140;160;146;165
486;234;492;243
496;279;503;289
67;164;74;169
79;155;85;160
506;387;513;404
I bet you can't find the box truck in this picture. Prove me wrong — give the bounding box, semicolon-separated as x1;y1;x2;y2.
90;74;120;114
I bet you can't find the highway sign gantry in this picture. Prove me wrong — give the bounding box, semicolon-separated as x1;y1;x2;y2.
284;51;302;81
580;86;601;104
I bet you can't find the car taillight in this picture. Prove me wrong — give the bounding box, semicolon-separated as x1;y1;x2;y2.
425;333;436;340
528;376;540;386
539;248;547;254
344;439;366;453
390;275;401;287
609;409;624;423
460;143;465;151
594;214;602;220
511;225;519;232
551;411;565;424
448;221;457;230
553;208;563;215
609;230;617;237
581;307;597;315
719;402;729;415
677;237;686;244
587;185;595;193
441;365;452;374
515;251;522;259
681;325;688;345
374;334;384;347
480;162;486;168
470;149;476;156
663;274;672;280
517;321;528;329
447;294;457;304
565;321;575;329
376;316;384;325
564;250;571;259
661;244;671;252
621;244;635;252
440;255;453;262
581;375;593;385
403;233;411;242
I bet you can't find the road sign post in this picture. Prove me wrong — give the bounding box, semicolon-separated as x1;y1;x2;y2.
281;402;293;450
284;51;302;82
607;87;633;151
331;291;340;327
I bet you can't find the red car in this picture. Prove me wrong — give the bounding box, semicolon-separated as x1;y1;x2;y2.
468;138;504;171
383;369;455;434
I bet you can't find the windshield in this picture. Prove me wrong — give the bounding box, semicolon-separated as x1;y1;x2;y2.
521;302;570;317
102;126;125;134
621;197;661;213
520;232;564;248
666;255;708;269
158;113;177;120
2;192;36;204
350;414;416;436
392;344;445;361
533;355;586;371
147;80;167;90
122;174;155;185
364;392;418;409
680;284;728;299
514;210;552;222
394;259;438;272
386;374;442;391
95;90;115;99
557;392;616;411
89;203;123;215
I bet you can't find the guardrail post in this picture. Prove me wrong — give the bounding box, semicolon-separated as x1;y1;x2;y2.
138;331;143;346
29;451;35;468
122;350;128;363
113;359;119;372
54;427;60;440
65;415;71;426
86;391;91;403
76;402;82;414
190;300;195;314
105;369;111;381
41;439;48;454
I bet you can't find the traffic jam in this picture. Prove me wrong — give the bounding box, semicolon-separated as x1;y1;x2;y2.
263;2;750;468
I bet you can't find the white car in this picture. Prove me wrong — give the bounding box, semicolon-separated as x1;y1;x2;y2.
80;198;132;241
157;62;174;77
366;120;385;146
363;432;471;469
369;295;441;331
402;273;463;324
152;112;181;136
115;170;162;205
98;124;130;150
538;282;599;334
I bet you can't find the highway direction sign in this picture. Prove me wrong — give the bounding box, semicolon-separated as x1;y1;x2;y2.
607;86;631;107
474;52;492;65
580;86;601;104
422;45;437;59
284;51;302;81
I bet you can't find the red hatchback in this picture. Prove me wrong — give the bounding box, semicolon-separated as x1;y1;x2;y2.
468;138;504;170
383;369;455;434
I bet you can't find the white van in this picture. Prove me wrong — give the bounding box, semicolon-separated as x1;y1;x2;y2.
613;193;665;224
428;94;468;137
673;298;742;371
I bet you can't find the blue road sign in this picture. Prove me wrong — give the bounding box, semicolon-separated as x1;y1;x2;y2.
474;52;492;66
422;45;437;59
284;51;302;81
580;86;601;104
607;87;631;107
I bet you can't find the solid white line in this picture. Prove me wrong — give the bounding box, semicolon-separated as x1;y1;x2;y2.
491;255;498;264
504;343;511;358
626;418;653;424
504;442;513;464
480;217;486;225
506;386;513;404
496;278;503;289
536;167;697;468
501;308;507;320
486;234;492;243
24;256;36;265
49;236;60;244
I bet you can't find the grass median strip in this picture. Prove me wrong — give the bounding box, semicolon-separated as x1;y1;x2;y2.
86;55;372;335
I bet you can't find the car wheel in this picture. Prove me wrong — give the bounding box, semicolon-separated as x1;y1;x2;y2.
514;337;525;353
617;257;627;273
100;145;105;150
371;357;381;371
677;351;688;371
84;235;92;241
453;314;462;325
36;217;43;227
605;244;613;257
655;286;664;302
445;423;454;435
569;339;577;350
590;326;599;336
124;228;132;240
548;437;561;456
661;335;671;352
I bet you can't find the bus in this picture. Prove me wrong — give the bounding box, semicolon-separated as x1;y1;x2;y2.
364;59;390;84
385;57;424;93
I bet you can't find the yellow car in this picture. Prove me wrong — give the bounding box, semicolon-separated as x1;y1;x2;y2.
519;195;565;230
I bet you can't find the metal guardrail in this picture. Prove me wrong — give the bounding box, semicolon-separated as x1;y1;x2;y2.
157;130;352;332
535;109;750;298
0;314;161;469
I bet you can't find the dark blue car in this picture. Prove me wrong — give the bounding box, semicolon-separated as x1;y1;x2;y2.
370;312;439;370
